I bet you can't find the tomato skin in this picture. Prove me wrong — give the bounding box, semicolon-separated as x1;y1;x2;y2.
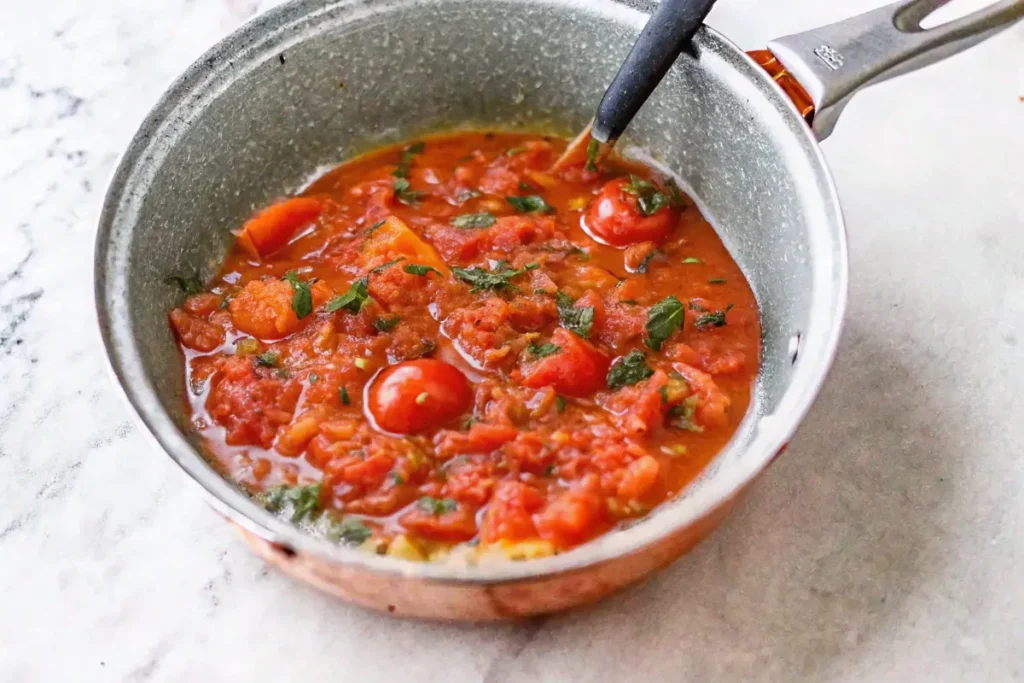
521;327;609;397
368;359;472;434
238;197;322;259
583;178;675;246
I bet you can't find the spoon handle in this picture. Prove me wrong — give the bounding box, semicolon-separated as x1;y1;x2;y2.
592;0;720;143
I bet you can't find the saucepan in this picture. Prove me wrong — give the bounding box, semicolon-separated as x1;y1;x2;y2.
95;0;1023;619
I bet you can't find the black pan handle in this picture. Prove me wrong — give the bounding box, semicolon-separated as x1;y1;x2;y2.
591;0;720;143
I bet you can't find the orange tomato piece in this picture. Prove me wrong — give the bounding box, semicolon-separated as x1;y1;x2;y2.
399;500;478;542
228;277;333;340
168;308;225;352
237;197;322;259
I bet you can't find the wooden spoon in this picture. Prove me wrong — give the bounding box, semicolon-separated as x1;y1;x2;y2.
553;0;721;171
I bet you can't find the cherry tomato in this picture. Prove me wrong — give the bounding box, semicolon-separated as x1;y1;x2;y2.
367;359;472;434
582;177;675;247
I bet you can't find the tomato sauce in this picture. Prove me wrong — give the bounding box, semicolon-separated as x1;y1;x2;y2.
168;131;761;562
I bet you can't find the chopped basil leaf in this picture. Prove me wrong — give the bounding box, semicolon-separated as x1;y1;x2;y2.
329;517;372;546
607;350;654;390
645;295;684;351
326;277;372;313
255;351;279;368
527;342;561;359
707;278;727;285
666;179;687;209
450;212;497;229
636;248;663;274
393;178;425;205
544;464;557;477
404;263;440;277
417;496;457;515
275;368;289;379
392;141;425;179
372;316;401;332
264;483;322;522
585;137;601;173
621;175;670;217
283;270;313;319
556;290;594;338
308;372;319;384
506;195;554;215
683;257;703;265
165;275;203;295
452;262;538;293
453;187;481;204
669;395;703;432
370;257;404;274
389;472;405;485
339;386;351;405
569;246;591;261
366;219;386;235
555;395;566;414
694;304;734;330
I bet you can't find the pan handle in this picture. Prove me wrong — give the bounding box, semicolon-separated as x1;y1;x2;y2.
765;0;1024;139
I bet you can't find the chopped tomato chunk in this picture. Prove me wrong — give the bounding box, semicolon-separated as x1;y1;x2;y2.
481;481;545;543
521;327;609;397
399;500;478;542
535;489;605;548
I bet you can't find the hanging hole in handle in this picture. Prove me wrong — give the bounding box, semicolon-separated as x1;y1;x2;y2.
895;0;1011;31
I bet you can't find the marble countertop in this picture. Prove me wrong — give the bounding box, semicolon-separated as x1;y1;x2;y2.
2;0;1022;680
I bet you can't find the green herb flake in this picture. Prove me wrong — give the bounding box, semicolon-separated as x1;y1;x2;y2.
366;219;386;236
450;212;497;229
636;248;663;274
370;257;405;274
585;137;601;173
527;342;561;359
165;275;203;296
621;175;671;217
669;395;703;432
707;278;727;285
556;290;595;339
373;316;401;332
607;350;654;390
695;304;734;330
683;257;703;265
283;270;314;319
308;372;319;384
339;386;351;405
255;351;279;368
404;263;440;277
392;141;426;179
329;517;372;546
264;483;322;522
388;472;405;486
506;195;554;215
417;496;457;516
666;179;687;209
645;295;684;351
544;464;557;477
555;395;566;414
452;262;538;293
394;177;425;205
326;277;372;314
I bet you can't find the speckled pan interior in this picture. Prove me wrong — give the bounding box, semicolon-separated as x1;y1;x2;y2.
95;0;846;581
